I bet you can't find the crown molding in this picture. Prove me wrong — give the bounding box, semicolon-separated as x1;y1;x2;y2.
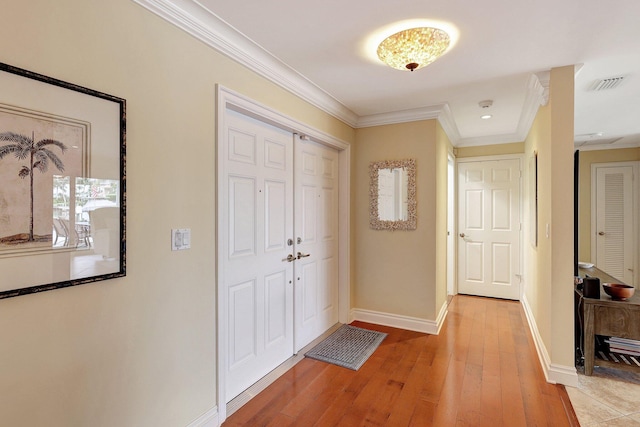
355;103;472;150
132;0;548;147
356;74;545;147
436;103;461;143
516;73;546;136
355;104;445;128
132;0;359;127
455;74;545;147
454;132;524;147
576;139;640;151
535;71;550;106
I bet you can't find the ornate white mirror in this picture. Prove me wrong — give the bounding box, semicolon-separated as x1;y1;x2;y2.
369;159;417;230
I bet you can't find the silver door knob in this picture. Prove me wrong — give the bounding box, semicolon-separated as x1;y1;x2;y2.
297;252;310;259
282;254;296;262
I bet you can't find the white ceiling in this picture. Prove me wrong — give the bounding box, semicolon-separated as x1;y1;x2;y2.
136;0;640;149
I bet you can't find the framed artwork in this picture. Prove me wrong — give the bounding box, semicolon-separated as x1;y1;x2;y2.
0;62;126;299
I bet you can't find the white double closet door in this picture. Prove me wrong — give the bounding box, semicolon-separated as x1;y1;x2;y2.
222;109;339;402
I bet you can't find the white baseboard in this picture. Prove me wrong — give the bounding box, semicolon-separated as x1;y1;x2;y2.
521;295;578;387
351;302;448;335
548;363;580;387
186;406;218;427
434;301;448;334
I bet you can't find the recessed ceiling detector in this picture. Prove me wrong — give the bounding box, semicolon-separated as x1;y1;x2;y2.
479;100;493;119
377;27;451;72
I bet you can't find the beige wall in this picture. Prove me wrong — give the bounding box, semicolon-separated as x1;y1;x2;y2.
549;66;576;366
435;122;453;310
523;66;575;369
524;104;549;344
0;0;353;426
456;142;524;158
353;120;440;319
578;148;640;262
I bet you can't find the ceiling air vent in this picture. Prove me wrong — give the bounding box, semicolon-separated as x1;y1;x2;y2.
591;76;625;91
575;137;622;147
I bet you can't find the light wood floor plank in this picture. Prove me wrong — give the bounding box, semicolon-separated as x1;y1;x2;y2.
222;295;576;426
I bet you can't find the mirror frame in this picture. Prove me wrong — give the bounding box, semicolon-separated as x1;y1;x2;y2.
369;159;417;230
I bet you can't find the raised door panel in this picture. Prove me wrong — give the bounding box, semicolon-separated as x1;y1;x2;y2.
301;185;317;244
228;176;256;258
264;180;286;252
301;261;318;324
265;270;288;346
228;280;257;368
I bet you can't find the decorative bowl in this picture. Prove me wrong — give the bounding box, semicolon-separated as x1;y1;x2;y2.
602;283;635;300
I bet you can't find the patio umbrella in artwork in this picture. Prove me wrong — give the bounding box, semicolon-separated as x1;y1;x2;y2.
82;199;117;212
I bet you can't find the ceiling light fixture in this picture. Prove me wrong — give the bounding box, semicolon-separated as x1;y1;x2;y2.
481;114;492;119
376;27;451;72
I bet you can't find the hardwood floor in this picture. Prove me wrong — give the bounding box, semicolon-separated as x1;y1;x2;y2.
222;295;578;426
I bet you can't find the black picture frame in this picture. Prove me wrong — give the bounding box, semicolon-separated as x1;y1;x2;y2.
0;62;126;299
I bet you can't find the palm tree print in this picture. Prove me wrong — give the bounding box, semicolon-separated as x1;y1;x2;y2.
0;131;67;242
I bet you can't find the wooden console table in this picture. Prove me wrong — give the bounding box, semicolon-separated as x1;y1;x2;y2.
577;267;640;375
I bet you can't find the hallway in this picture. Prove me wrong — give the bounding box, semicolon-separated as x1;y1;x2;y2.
222;295;576;426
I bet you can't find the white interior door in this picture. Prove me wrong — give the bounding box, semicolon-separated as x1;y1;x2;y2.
457;158;521;300
222;109;294;402
593;164;636;285
294;136;339;352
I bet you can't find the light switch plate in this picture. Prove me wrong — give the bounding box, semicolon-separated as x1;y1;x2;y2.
172;228;191;251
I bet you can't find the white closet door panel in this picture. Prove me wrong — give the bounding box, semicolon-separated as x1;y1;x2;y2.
223;109;294;402
294;137;339;351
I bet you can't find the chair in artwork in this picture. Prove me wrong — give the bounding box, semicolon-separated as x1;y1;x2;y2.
75;223;91;248
61;219;76;247
59;218;91;248
53;218;70;246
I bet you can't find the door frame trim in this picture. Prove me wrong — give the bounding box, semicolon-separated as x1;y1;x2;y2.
447;152;457;296
215;85;351;422
456;154;524;300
